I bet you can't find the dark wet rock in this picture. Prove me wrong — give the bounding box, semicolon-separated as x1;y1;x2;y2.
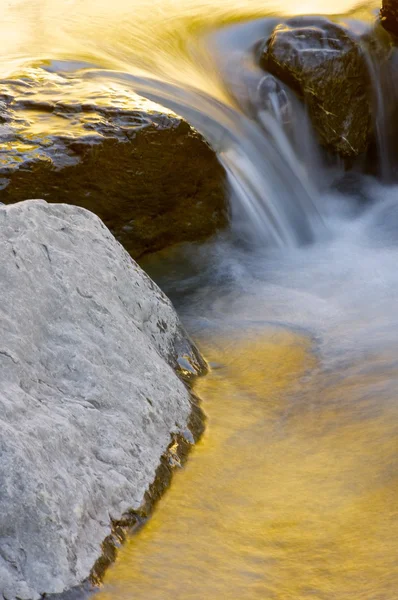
0;67;227;258
257;17;372;158
381;0;398;36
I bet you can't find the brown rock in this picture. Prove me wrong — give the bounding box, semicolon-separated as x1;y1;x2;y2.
257;17;372;158
381;0;398;36
0;66;227;258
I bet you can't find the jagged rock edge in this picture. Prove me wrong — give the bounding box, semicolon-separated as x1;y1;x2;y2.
44;378;206;600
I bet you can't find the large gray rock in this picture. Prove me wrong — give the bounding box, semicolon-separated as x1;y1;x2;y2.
0;66;227;258
0;200;205;599
258;17;372;158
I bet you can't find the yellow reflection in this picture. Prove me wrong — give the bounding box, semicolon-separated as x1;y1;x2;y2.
98;328;398;599
0;0;379;92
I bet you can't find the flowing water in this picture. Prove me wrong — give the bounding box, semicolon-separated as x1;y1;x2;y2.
3;0;398;597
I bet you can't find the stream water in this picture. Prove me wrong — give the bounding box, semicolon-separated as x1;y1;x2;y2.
4;0;398;597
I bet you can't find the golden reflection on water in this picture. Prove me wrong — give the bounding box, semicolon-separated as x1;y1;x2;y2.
98;329;398;599
1;0;378;89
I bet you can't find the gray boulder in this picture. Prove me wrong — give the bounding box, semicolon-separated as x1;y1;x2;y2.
258;17;372;158
0;200;205;599
0;66;227;258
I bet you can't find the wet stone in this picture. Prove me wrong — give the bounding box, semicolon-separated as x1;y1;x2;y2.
381;0;398;36
257;17;372;158
0;66;227;258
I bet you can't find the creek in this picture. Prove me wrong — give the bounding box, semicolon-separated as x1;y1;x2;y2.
3;0;398;597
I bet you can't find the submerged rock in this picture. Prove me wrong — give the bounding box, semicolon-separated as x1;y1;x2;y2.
0;66;227;258
0;200;205;600
381;0;398;35
257;17;372;158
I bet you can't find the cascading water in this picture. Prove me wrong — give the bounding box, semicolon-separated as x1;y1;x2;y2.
3;0;398;598
89;66;325;247
0;0;378;248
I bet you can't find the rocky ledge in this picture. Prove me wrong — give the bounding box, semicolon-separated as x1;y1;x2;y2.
0;200;206;600
0;66;227;258
257;17;372;158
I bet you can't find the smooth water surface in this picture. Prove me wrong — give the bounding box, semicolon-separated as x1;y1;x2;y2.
97;322;398;598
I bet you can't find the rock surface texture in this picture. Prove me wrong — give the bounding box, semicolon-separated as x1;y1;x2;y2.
0;200;205;600
258;17;372;158
0;66;227;258
381;0;398;35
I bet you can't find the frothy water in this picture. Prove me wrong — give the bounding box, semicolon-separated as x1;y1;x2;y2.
143;177;398;367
